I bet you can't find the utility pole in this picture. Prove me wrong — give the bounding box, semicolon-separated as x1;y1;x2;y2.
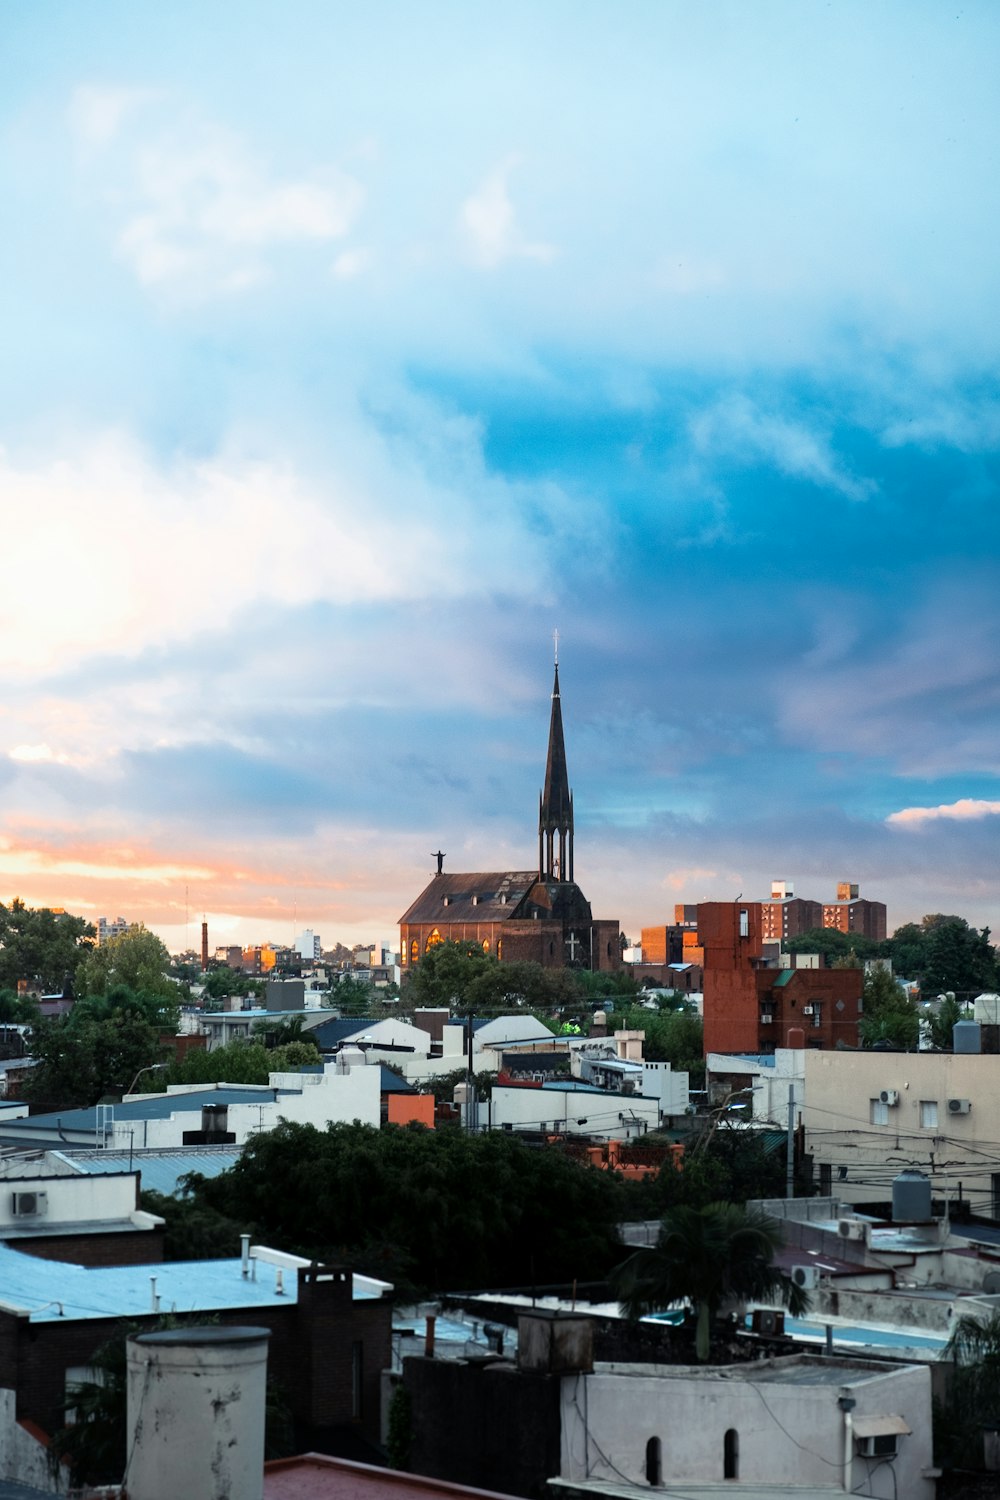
786;1083;796;1199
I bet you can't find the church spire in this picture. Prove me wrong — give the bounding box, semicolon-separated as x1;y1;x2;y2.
539;641;574;882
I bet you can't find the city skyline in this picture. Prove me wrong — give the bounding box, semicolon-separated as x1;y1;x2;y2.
1;1;998;953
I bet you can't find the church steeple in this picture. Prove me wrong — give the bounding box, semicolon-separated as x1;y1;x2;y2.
539;640;574;882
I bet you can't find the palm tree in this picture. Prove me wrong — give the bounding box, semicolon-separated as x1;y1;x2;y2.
610;1201;809;1361
935;1309;1000;1470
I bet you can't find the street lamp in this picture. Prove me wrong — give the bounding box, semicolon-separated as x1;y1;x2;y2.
123;1062;168;1098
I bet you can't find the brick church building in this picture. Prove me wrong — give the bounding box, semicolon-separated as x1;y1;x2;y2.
399;658;621;977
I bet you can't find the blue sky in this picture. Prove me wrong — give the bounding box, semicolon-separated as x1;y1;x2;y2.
0;1;997;952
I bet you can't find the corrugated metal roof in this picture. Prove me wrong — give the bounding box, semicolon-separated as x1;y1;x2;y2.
4;1087;280;1134
67;1148;242;1196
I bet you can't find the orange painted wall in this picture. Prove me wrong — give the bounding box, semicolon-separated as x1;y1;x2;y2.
388;1094;436;1129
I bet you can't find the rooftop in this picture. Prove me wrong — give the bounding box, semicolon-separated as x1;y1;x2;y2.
0;1243;386;1324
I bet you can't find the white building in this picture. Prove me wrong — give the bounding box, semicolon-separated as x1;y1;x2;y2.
707;1045;805;1126
490;1083;660;1140
802;1046;1000;1218
555;1353;933;1499
295;929;322;961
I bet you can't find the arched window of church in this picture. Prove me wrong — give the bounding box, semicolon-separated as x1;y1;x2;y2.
607;941;613;958
482;939;490;955
496;939;503;960
549;942;554;957
425;929;443;953
410;939;418;964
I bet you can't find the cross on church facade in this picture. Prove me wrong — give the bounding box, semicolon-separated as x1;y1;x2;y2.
565;931;582;962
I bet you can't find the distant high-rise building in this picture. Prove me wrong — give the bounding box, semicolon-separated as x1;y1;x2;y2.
96;916;130;946
757;880;886;944
296;930;322;961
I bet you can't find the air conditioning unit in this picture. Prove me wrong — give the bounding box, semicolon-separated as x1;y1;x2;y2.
879;1089;899;1106
760;1012;774;1025
838;1219;869;1243
948;1098;972;1115
856;1433;898;1460
751;1309;785;1336
791;1265;820;1290
11;1191;47;1218
802;1005;814;1016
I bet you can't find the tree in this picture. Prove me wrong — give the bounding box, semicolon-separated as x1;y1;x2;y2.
193;1120;627;1294
785;927;880;966
404;941;497;1008
859;964;919;1049
0;899;93;992
609;1201;808;1361
928;992;966;1051
615;1006;705;1083
201;967;264;1002
22;1001;167;1107
935;1310;1000;1471
76;925;177;1010
922;917;999;997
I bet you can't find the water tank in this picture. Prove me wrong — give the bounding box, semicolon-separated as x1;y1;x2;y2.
953;1020;982;1054
126;1327;270;1500
785;1027;805;1049
892;1169;932;1224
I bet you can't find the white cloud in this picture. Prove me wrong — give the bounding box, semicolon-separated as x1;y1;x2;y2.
690;394;876;502
459;156;556;269
886;799;1000;829
0;411;561;681
71;94;365;293
331;247;371;280
68;84;160;147
8;745;70;765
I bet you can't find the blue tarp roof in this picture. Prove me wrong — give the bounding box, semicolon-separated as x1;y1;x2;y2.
0;1242;383;1324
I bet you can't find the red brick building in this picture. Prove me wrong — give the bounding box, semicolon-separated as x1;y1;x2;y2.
699;901;863;1056
399;661;621;977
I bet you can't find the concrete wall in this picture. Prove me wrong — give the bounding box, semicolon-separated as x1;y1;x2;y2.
559;1356;933;1500
490;1086;659;1140
0;1386;64;1493
105;1062;381;1152
804;1050;1000;1217
0;1168;140;1232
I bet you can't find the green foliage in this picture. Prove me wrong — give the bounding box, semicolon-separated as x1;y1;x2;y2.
334;975;380;1015
77;926;178;1014
935;1310;1000;1470
859;964;919;1049
635;1129;787;1219
141;1185;245;1260
404;940;490;1007
610;1201;809;1360
573;969;642;1000
614;1006;705;1083
785;927;880;966
193;1120;626;1294
882;915;1000;995
23;995;168;1107
928;993;967;1050
386;1382;413;1470
0;986;39;1024
404;940;591;1015
201;966;265;1001
161;1039;273;1088
0;898;93;992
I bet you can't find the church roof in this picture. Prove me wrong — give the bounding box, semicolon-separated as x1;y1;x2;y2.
398;872;540;926
540;663;573;830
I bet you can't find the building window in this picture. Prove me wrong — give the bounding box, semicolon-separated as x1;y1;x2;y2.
811;1003;822;1029
645;1436;662;1486
497;939;502;960
920;1100;939;1129
410;939;418;964
724;1429;739;1480
482;939;490;954
739;910;749;938
870;1098;889;1126
425;928;443;953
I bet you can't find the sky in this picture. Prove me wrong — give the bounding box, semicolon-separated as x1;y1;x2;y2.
0;0;998;955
